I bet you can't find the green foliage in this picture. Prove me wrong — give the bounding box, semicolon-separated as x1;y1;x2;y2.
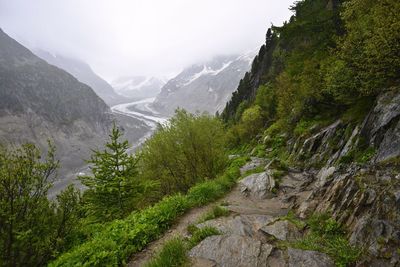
198;206;230;223
292;213;361;267
255;84;277;120
139;109;227;195
293;116;335;137
50;164;241;266
326;0;400;98
0;143;82;266
145;237;189;267
223;0;398;147
80;124;158;222
341;97;375;124
339;145;376;165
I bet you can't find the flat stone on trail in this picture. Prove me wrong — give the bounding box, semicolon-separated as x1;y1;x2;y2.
189;234;273;267
287;248;335;267
197;214;275;237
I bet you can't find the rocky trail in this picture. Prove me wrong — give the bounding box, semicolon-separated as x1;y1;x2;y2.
127;91;400;266
128;157;336;267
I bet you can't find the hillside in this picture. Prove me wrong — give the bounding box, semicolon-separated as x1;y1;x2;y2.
1;0;400;266
34;50;126;105
0;28;113;181
153;52;255;115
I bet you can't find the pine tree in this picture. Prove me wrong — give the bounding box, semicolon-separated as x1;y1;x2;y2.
80;124;155;221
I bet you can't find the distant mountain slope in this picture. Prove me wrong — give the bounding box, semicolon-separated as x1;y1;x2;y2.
152;52;255;115
34;50;125;105
0;28;113;182
111;76;166;99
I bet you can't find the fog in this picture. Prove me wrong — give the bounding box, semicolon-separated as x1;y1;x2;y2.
0;0;294;81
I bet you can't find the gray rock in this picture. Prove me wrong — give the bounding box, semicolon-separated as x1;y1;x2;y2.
365;188;377;205
239;172;275;199
316;166;336;187
394;190;400;205
287;248;335;267
260;220;300;241
189;234;273;267
197;215;274;237
360;91;400;162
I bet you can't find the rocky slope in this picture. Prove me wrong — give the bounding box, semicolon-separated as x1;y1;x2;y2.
153;52;255;115
194;90;400;266
111;76;166;99
135;89;400;267
0;28;113;189
34;49;126;105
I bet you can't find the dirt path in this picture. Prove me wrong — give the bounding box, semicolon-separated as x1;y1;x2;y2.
127;166;312;267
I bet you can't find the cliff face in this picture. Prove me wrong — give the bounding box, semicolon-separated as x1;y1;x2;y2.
0;28;113;186
290;90;400;265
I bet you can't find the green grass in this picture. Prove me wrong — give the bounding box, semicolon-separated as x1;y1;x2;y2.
198;205;230;223
146;226;220;267
280;210;306;229
291;213;362;267
145;237;189;267
187;226;220;249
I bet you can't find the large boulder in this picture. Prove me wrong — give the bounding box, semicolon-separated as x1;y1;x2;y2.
189;234;273;267
240;172;275;199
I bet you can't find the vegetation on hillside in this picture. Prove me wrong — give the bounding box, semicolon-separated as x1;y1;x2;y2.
1;0;398;266
222;0;400;146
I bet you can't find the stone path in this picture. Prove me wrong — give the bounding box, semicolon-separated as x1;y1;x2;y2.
128;157;335;267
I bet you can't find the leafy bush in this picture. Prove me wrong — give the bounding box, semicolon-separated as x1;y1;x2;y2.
139;109;227;196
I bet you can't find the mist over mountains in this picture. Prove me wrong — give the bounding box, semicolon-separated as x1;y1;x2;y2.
34;49;127;105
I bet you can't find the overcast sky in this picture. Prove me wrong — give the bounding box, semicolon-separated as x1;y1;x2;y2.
0;0;294;81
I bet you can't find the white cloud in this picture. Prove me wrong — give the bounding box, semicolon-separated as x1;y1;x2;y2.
0;0;294;81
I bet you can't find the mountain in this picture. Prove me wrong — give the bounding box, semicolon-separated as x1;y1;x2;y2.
34;50;125;105
111;76;166;99
0;28;113;187
152;52;255;115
